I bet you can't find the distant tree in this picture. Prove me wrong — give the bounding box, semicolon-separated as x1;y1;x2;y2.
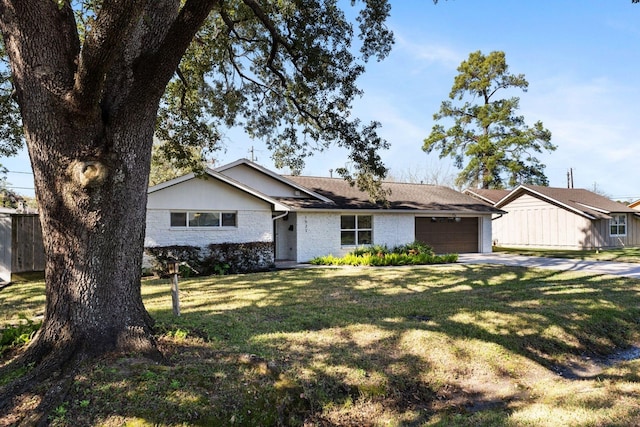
0;177;23;208
590;182;611;198
423;51;556;189
148;140;211;187
0;40;25;189
0;40;23;158
387;161;457;189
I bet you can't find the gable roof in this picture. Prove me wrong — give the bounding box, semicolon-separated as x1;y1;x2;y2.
464;188;511;205
147;168;291;212
495;185;639;220
283;176;503;214
629;200;640;210
215;158;333;203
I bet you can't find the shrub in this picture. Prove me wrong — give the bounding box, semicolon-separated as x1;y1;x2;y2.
310;255;344;265
205;242;274;274
350;245;389;257
392;241;435;256
1;316;41;356
144;246;201;278
145;242;275;277
309;243;458;267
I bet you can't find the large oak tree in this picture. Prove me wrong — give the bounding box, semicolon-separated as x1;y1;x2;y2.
0;0;396;419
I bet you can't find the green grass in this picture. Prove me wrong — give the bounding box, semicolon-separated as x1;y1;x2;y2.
494;245;640;263
3;265;640;425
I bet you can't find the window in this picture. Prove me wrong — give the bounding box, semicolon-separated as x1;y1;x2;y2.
610;214;627;236
170;211;237;228
341;215;372;246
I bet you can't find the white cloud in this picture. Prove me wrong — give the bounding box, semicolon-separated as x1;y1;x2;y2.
392;32;463;72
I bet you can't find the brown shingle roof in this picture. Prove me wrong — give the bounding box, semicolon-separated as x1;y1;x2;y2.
284;176;502;213
497;185;638;220
464;188;511;205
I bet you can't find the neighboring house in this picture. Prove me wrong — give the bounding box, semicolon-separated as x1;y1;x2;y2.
145;159;503;264
629;200;640;210
467;184;640;250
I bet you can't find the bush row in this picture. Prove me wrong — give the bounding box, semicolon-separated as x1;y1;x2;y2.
144;242;274;277
310;241;458;266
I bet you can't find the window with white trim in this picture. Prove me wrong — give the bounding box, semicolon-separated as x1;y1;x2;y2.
170;211;237;228
610;214;626;237
340;215;372;246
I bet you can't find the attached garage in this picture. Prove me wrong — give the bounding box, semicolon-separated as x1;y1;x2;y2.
415;217;479;253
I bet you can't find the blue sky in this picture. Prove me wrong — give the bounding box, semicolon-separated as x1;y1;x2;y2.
4;1;640;200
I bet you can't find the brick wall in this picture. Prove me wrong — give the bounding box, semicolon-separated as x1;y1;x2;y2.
294;212;418;262
145;209;273;248
294;212;340;262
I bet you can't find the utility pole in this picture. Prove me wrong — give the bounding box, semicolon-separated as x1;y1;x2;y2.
567;168;574;188
248;146;257;162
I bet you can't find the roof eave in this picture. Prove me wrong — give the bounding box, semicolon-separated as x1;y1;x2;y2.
463;189;500;206
285;207;503;215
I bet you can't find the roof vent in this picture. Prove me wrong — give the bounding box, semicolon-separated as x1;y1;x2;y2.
294;190;301;196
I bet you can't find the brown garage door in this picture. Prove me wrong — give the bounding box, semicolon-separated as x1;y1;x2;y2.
415;217;479;253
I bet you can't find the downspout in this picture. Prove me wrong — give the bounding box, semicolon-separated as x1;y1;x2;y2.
272;211;289;263
272;211;289;222
490;212;505;250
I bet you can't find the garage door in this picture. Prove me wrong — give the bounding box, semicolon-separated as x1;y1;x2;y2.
415;217;479;253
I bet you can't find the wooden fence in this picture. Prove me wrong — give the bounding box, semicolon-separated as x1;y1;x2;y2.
0;214;45;282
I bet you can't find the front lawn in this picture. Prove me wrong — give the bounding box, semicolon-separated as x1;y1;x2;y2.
2;265;640;425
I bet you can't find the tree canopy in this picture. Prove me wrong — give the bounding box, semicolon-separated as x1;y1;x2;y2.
0;1;398;195
423;50;556;190
0;40;22;156
148;139;211;187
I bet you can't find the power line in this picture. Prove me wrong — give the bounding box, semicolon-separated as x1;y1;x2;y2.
3;186;35;190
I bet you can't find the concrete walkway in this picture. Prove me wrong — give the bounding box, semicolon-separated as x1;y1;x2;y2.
458;253;640;279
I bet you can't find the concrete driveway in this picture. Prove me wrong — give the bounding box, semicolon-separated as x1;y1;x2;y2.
458;253;640;279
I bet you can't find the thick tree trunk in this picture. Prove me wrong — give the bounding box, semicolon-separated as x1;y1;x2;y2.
0;54;164;420
0;0;214;368
0;1;213;422
25;107;159;363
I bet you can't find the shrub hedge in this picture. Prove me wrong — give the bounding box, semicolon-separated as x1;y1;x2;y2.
144;242;275;277
310;241;458;266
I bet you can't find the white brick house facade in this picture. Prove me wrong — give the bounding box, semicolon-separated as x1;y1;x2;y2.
145;209;273;248
282;211;492;262
145;159;500;267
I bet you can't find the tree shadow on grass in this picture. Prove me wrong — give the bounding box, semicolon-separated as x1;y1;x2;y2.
23;264;640;425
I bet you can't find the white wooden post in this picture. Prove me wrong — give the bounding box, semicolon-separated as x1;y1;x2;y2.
168;259;181;316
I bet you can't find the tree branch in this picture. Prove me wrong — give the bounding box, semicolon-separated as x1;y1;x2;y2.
0;1;79;102
133;0;218;102
71;0;149;112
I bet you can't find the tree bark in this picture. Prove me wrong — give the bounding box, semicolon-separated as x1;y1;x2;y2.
27;105;160;362
0;0;215;373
